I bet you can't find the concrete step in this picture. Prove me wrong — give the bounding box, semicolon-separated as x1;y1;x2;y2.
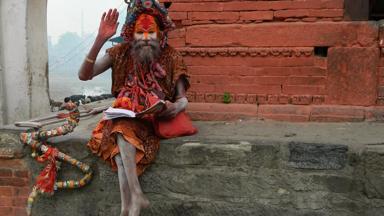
3;120;384;215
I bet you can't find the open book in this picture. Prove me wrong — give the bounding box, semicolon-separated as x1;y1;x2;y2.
103;100;165;120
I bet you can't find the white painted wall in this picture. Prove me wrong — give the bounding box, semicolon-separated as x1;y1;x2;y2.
0;1;4;125
0;0;50;125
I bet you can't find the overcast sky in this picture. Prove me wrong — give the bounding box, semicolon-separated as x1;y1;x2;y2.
47;0;126;44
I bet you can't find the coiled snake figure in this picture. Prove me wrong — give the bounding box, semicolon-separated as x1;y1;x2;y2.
17;102;95;216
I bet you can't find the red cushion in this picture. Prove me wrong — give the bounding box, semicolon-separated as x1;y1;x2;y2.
154;111;198;139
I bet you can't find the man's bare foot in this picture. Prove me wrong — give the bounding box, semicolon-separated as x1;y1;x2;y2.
128;193;150;216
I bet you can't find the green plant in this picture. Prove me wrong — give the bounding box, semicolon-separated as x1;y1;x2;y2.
223;92;231;104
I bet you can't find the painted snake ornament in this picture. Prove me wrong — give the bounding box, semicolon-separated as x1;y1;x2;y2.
19;102;93;216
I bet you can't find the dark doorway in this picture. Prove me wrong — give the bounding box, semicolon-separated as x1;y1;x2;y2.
370;0;384;20
345;0;384;21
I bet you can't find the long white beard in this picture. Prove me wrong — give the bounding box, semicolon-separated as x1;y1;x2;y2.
130;39;161;65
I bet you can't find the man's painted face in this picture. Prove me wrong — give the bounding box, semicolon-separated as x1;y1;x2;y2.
134;14;159;41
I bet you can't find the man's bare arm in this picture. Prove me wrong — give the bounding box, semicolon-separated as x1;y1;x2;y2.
78;38;112;80
78;8;119;81
157;79;189;118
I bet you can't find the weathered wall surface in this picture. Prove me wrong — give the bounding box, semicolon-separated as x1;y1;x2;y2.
161;0;384;121
0;0;50;125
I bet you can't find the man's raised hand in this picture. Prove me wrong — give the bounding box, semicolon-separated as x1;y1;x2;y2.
98;8;119;41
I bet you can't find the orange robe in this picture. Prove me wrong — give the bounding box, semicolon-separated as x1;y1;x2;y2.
87;43;189;176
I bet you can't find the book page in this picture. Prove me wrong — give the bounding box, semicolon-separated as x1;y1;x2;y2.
103;107;136;120
136;100;165;117
103;100;165;120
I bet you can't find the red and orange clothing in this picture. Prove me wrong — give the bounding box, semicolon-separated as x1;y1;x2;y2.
87;43;189;175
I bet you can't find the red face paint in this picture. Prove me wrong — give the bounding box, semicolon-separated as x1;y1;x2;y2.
134;14;159;33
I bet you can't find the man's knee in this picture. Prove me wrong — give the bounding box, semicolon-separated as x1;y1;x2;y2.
116;133;135;151
114;154;123;167
116;133;125;144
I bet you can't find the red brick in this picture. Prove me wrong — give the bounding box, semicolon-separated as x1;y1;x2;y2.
332;17;343;22
0;178;27;187
186;22;377;47
258;105;311;122
190;84;215;93
183;56;315;67
291;95;313;105
314;57;327;69
0;160;26;170
302;17;318;22
14;207;27;216
0;197;13;207
13;197;27;207
327;47;379;106
13;171;28;179
168;12;187;20
319;18;334;22
288;76;326;85
189;12;239;21
274;9;344;19
161;0;226;2
0;187;13;196
203;93;215;103
168;28;186;39
186;91;196;102
188;103;258;115
240;11;273;21
379;58;384;67
379;79;384;86
365;107;384;122
234;94;247;104
279;95;290;104
378;98;384;106
247;94;258;104
214;93;225;103
221;0;344;11
189;111;257;121
14;187;30;197
310;106;365;122
284;18;300;22
257;95;268;104
313;95;326;104
267;95;280;104
0;169;12;177
191;75;287;85
168;38;185;48
195;92;205;102
182;20;213;26
170;2;224;12
186;66;326;77
379;87;384;98
283;85;326;95
379;67;384;77
0;207;12;215
225;85;281;94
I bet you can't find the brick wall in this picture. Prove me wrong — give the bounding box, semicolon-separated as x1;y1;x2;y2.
0;159;30;216
162;0;383;109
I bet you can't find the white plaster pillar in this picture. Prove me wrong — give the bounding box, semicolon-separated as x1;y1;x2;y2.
27;0;50;118
0;0;50;125
0;2;4;125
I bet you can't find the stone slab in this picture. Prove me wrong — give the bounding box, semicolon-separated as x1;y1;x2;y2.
288;142;348;169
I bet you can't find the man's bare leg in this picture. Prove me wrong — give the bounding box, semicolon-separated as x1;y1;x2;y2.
114;154;131;216
117;134;150;216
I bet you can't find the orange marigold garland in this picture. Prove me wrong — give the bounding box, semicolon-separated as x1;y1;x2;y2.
19;102;93;216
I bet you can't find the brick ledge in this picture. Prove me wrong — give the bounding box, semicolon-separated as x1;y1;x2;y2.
187;103;384;122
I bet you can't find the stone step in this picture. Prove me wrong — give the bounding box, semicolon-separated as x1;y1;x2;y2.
3;120;384;215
